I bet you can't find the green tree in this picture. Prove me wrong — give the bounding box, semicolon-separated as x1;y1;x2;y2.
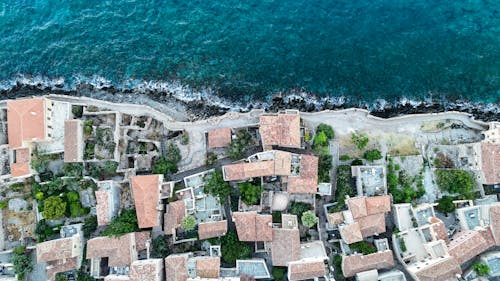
351;159;363;166
436;196;456;214
181;215;197;231
351;132;369;150
151;235;170;258
301;210;318;228
221;231;252;265
333;165;355;212
152;156;178;178
102;209;139;237
55;273;69;281
238;182;263;205
364;149;382;161
62;163;84;177
43;196;67;220
272;267;286;281
35;219;57;242
165;142;182;164
66;191;80;202
76;270;95;281
83;216;98;238
471;262;490;276
313;131;328;148
12;246;33;281
204;170;232;204
349;241;377;255
318;154;333;182
316;123;334;140
435;169;475;198
227;129;252;160
69;202;89;217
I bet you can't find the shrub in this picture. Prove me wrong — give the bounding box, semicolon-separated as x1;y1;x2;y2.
471;262;490;276
272;267;286;281
316;123;334;140
399;238;407;252
351;132;369;150
333;165;354;211
102;209;139;236
43;196;67;220
0;201;7;209
206;152;217;166
83;120;93;136
272;211;282;223
227;129;252;160
221;231;252;265
436;196;456;214
66;191;80;202
62;163;84;177
290;202;312;218
435;169;475;199
313;131;328;148
301;210;318;228
339;154;350;161
69;202;89;217
349;241;377;255
351;159;363;166
35;219;57;242
152;156;178;178
204;170;232;204
83;216;98;238
12;246;33;280
364;149;382;161
71;105;83;118
181;215;197;231
181;132;189;145
165;142;182;164
318;154;333;182
239;182;263;205
151;235;170;258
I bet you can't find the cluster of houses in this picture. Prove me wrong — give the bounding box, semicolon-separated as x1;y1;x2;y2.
0;96;498;281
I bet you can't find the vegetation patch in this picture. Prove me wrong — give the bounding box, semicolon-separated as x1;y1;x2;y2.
204;170;232;204
227;129;253;160
221;231;252;265
387;158;425;204
435;169;475;199
102;209;139;237
331;165;354;212
238;182;263;205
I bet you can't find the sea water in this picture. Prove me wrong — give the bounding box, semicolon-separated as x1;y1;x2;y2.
0;0;498;106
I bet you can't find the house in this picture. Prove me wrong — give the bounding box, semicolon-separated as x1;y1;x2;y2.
36;229;83;281
129;259;164;281
341;251;395;278
232;212;272;242
95;180;120;226
259;110;301;150
196;257;220;279
270;227;301;266
222;150;292;181
198;220;228;240
164;200;186;236
64;119;83;162
479;122;499;185
130;174;163;229
351;165;387;196
287;259;326;281
207;128;232;149
164;254;190;281
287;154;319;194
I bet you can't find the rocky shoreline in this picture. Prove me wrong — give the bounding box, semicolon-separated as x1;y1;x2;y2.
1;83;498;122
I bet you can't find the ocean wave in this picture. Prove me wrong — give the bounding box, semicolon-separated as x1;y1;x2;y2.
0;74;498;117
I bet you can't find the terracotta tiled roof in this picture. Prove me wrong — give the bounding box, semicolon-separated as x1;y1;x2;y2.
7;98;46;148
259;113;301;149
164;200;186;235
327;212;345;226
490;205;500;245
36;236;78;263
448;228;496;265
288;155;319;194
414;256;462;281
232;212;272;242
130;259;163;281
165;255;189;281
64;120;82;162
135;231;151;251
365;195;391;214
196;257;220;278
429;217;449;243
288;260;326;281
208;128;232;148
341;251;395;277
356;213;386;237
10;162;31;178
104;275;131;281
95;190;111;226
339;223;363;244
198;220;228;240
131;175;161;228
347;197;368;219
46;257;79;281
86;233;137;267
271;228;300;266
481;142;500;185
223;151;292;181
15;147;30;163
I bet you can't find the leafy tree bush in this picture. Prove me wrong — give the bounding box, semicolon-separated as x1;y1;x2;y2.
152;156;178;178
102;209;139;237
83;120;93;136
35;219;57;242
62;163;84;177
55;273;69;281
221;231;252;265
290;202;312;219
227;129;252;160
0;201;7;209
351;159;363;166
83;216;98;238
181;132;189;145
301;210;318;228
66;191;80;202
12;246;33;281
43;196;67;220
351;132;369;150
313;131;328;148
165;142;182;164
399;238;407;252
332;165;354;212
151;235;170;258
69;202;89;217
318;154;333;182
204;170;232;204
339;154;350;161
316;123;334;140
364;149;382;161
435;169;475;199
76;270;95;281
272;267;286;281
471;262;490;276
181;215;197;231
388;159;426;204
436;196;456;214
238;182;263;205
349;241;377;255
272;211;282;223
71;105;83;118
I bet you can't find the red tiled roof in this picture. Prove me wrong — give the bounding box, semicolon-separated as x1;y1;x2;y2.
481;142;500;185
448;228;496;265
271;228;300;266
414;256;462;281
347;197;368;218
131;175;161;228
288;260;326;281
64;120;82;162
198;220;228;240
46;257;79;281
288;155;319;194
165;255;189;281
233;212;272;242
208;128;232;148
7;98;46;148
95;190;111;226
342;251;394;277
86;233;137;267
11;148;31;177
356;213;386;237
223;151;292;181
196;257;220;278
490;205;500;245
339;223;363;244
429;217;449;243
129;259;163;281
135;231;151;251
259;113;301;149
164;200;186;235
365;195;391;214
36;236;78;263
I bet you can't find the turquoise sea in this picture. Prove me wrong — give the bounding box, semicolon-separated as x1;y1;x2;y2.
0;0;499;106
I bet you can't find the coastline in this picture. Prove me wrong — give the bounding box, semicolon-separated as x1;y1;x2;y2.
1;79;498;122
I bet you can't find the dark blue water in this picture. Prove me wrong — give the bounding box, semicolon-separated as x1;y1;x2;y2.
0;0;499;105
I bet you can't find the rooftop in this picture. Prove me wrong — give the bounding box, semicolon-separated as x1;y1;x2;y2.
448;228;496;265
130;175;161;228
342;251;395;277
95;189;111;226
287;155;319;194
198;220;228;240
64;119;82;162
412;256;461;281
259;111;301;149
287;260;326;281
164;200;186;235
86;232;138;267
196;257;220;278
129;259;163;281
232;212;272;242
36;235;80;263
481;142;500;185
207;128;232;148
222;150;292;181
7;97;46;148
271;228;300;266
165;254;190;281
